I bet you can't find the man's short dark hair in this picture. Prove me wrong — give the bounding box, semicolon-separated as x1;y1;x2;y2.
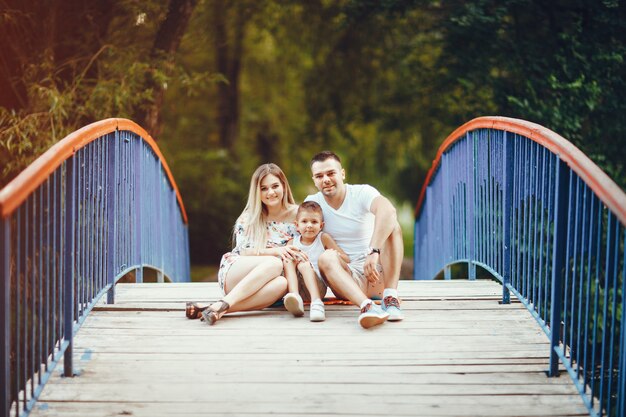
310;151;341;167
297;201;324;219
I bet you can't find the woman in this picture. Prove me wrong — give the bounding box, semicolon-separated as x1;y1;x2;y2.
186;163;303;325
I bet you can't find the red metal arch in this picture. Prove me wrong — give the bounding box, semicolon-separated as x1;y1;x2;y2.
0;118;188;223
414;116;626;225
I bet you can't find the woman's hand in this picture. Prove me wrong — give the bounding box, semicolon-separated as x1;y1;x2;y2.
274;245;307;262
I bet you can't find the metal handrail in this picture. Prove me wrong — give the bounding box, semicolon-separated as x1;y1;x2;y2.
0;119;191;417
414;116;625;416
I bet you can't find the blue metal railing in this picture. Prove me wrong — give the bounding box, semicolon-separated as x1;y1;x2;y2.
414;117;625;417
0;119;190;417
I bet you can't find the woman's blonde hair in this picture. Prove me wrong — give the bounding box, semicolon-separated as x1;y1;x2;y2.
236;163;295;252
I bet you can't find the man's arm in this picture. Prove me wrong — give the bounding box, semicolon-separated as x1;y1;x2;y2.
364;195;398;282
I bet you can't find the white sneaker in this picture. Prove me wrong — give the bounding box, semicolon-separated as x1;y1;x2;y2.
309;299;325;322
358;302;389;329
284;293;304;317
381;295;404;321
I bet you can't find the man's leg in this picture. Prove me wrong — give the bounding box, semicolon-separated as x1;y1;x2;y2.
379;221;405;321
318;250;367;306
318;250;388;328
380;221;403;290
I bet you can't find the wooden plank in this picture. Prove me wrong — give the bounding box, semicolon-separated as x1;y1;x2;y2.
30;399;589;417
25;281;588;417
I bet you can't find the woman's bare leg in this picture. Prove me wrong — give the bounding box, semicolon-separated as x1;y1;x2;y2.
227;276;287;312
222;256;283;308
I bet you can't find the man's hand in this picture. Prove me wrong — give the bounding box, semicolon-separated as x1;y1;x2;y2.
364;252;382;283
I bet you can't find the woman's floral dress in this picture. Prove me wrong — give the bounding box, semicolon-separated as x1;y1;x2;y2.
217;217;297;294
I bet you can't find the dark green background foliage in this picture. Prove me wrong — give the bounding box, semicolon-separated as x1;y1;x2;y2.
1;0;624;264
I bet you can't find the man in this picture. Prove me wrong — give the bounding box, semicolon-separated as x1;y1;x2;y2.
305;151;404;328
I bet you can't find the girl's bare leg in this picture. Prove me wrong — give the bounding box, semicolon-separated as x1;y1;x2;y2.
283;259;300;294
297;262;321;301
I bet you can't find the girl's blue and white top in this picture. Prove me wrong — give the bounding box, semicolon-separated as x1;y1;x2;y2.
293;232;325;278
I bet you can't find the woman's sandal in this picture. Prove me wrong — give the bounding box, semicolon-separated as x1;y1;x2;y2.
201;300;230;325
185;302;207;320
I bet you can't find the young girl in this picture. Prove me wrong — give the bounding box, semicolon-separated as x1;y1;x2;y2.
185;163;304;325
282;201;349;322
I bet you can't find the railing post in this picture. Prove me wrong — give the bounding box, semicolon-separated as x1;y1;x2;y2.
64;157;76;377
616;237;626;416
467;133;476;279
442;154;451;275
501;131;513;304
107;130;118;303
1;217;11;416
548;158;570;377
134;137;143;283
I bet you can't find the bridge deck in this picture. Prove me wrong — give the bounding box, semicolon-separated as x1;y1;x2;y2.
29;280;588;417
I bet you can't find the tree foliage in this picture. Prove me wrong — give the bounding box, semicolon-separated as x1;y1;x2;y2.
1;0;624;264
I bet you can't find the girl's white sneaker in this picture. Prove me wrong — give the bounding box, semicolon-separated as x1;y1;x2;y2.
284;293;304;317
309;299;325;322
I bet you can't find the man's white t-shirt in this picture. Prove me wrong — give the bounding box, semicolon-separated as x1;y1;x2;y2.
304;184;380;261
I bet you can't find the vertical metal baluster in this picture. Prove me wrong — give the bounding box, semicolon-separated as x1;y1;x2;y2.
582;195;596;393
618;232;626;417
91;142;97;300
479;135;485;266
107;130;118;304
598;212;616;415
485;132;491;270
589;200;602;408
501;131;512;304
569;178;581;370
604;218;620;416
54;169;61;356
91;141;98;297
81;149;87;316
521;139;528;297
549;158;569;376
575;186;588;380
45;178;50;370
24;197;30;403
16;208;22;413
157;161;164;283
1;215;10;417
544;150;552;320
562;172;575;360
100;137;106;289
525;141;534;302
442;154;451;279
63;156;76;377
94;135;102;293
86;146;93;305
75;151;82;321
536;149;546;319
531;144;540;309
37;185;43;383
120;135;125;277
127;134;132;275
510;137;518;290
29;193;35;399
467;134;476;279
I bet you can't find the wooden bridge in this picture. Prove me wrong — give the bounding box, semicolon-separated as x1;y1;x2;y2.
26;280;588;417
1;117;624;417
